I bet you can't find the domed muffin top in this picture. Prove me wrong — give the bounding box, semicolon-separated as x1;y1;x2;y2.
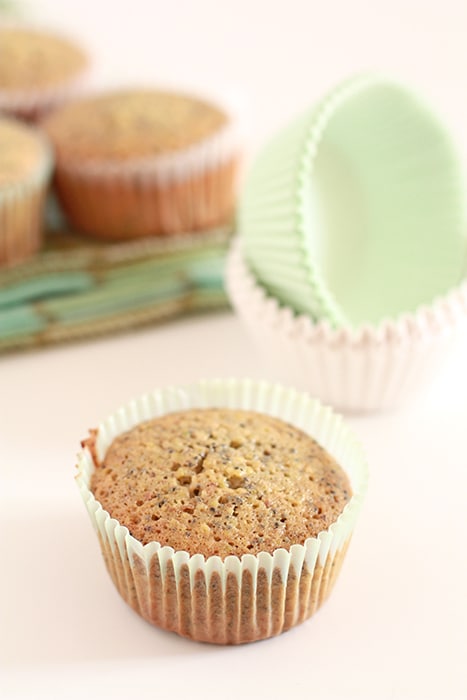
90;408;352;559
42;90;228;162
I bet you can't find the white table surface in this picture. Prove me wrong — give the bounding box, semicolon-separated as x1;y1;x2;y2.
1;311;467;700
2;0;467;697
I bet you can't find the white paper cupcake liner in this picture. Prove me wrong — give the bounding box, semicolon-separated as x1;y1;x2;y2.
0;128;53;267
76;378;368;644
226;242;467;413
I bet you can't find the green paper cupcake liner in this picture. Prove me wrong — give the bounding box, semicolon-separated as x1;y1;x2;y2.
239;73;467;327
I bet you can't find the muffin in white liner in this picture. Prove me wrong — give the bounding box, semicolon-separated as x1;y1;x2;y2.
76;378;368;644
226;242;467;413
0;116;53;267
42;89;243;240
0;25;89;122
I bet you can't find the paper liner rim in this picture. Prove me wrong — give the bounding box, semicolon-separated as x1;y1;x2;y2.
227;241;467;345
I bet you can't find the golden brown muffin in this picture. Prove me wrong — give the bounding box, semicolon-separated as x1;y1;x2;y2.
90;408;352;559
77;380;368;644
41;90;240;239
0;117;52;266
0;26;88;121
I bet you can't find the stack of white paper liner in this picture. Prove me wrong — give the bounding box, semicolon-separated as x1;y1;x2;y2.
226;243;467;413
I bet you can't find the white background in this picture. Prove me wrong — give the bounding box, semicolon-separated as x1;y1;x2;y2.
2;1;467;698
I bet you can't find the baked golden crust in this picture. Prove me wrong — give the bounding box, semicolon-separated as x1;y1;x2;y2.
0;27;87;91
42;90;228;163
90;408;352;558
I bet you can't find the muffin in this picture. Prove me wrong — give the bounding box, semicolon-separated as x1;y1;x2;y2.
0;116;53;266
76;379;368;644
0;26;88;121
42;90;241;240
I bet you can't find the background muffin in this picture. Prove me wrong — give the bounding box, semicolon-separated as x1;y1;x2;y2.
0;116;53;266
76;379;368;644
0;25;88;121
42;89;241;239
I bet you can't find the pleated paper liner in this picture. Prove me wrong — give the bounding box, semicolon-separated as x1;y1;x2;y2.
239;73;467;327
76;378;368;644
0;226;231;353
0;118;53;267
226;242;467;413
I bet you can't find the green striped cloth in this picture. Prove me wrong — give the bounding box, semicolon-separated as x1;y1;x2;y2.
0;227;231;353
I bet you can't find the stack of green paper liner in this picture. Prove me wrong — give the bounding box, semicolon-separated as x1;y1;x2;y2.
0;226;231;353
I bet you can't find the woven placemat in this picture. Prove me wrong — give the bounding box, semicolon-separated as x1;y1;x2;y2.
0;226;232;353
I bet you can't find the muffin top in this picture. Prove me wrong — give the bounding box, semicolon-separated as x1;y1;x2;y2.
41;90;228;163
90;408;352;559
0;27;87;91
0;117;49;186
